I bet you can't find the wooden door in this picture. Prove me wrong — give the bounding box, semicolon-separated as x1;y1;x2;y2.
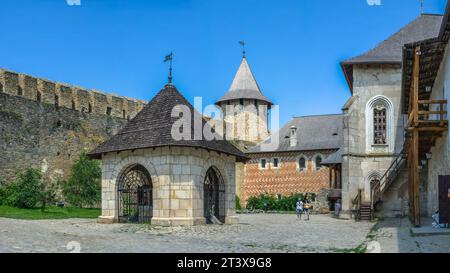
438;176;450;225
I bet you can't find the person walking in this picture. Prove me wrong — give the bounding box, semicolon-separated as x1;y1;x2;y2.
296;199;303;220
304;199;311;221
334;200;341;218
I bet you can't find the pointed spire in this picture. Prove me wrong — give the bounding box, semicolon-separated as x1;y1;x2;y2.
229;58;261;93
215;56;272;105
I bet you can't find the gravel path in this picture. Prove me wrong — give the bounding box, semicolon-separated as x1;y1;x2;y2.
0;214;374;253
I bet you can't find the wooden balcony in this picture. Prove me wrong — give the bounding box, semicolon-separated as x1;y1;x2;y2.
405;47;448;227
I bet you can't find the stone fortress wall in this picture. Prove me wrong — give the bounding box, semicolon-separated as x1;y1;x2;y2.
0;68;146;185
0;68;146;120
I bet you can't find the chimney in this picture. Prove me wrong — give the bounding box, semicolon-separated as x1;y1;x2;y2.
290;126;297;147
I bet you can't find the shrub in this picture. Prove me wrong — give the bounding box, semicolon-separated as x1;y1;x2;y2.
62;152;101;208
245;193;315;212
6;168;44;208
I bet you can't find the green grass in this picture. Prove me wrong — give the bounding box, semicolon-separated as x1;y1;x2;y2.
0;206;100;220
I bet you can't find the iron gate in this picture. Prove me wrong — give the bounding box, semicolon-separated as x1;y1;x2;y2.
204;166;225;223
118;164;152;223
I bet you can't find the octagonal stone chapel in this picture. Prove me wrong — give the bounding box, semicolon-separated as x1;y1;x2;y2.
88;83;247;226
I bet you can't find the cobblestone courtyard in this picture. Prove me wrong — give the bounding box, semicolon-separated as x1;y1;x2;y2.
0;214;448;253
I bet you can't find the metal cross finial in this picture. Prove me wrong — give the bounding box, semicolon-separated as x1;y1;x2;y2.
164;52;173;84
421;0;424;15
239;41;246;58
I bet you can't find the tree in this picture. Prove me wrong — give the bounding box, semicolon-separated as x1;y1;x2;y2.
62;152;101;208
7;168;44;208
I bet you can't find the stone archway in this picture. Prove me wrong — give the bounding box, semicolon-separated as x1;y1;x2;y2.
117;164;153;223
204;166;226;224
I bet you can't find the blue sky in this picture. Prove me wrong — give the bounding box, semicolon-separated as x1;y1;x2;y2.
0;0;447;125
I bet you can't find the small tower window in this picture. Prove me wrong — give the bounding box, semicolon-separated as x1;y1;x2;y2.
71;100;76;110
54;94;59;107
0;82;3;93
37;91;42;102
106;107;112;116
88;103;92;113
123;110;126;119
17;86;23;96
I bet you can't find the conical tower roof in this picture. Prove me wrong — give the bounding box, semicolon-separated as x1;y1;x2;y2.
88;84;247;161
216;58;272;105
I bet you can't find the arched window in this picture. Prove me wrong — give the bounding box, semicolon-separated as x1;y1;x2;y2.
373;105;387;145
315;156;322;171
298;157;306;171
17;86;23;96
366;95;394;153
37;91;42;102
88;103;92;113
71;100;76;110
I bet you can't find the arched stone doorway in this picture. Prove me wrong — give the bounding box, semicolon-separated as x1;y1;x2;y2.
117;164;153;223
204;166;226;224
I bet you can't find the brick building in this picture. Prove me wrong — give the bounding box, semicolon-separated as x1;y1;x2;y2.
242;115;343;203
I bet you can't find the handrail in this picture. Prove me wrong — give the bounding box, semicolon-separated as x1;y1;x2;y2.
371;149;407;210
352;189;362;221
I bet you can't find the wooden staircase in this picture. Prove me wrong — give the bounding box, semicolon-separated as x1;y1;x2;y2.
371;150;407;207
352;150;407;222
359;203;372;221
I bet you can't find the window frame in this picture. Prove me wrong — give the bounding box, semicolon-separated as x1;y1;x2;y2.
272;157;281;169
314;155;323;171
365;95;394;153
259;158;268;170
298;156;307;172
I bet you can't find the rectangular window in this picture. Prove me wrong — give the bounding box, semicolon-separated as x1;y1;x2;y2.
374;108;387;145
260;158;267;170
106;107;112;116
273;157;280;168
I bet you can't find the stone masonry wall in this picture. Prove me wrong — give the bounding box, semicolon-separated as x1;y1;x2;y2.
99;147;238;226
0;92;128;184
341;64;407;216
0;68;146;120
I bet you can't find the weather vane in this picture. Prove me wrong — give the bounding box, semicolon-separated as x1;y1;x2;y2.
239;41;246;58
164;52;173;84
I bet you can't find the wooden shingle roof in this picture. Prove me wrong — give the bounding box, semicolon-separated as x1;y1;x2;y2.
216;58;273;105
88;84;248;161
